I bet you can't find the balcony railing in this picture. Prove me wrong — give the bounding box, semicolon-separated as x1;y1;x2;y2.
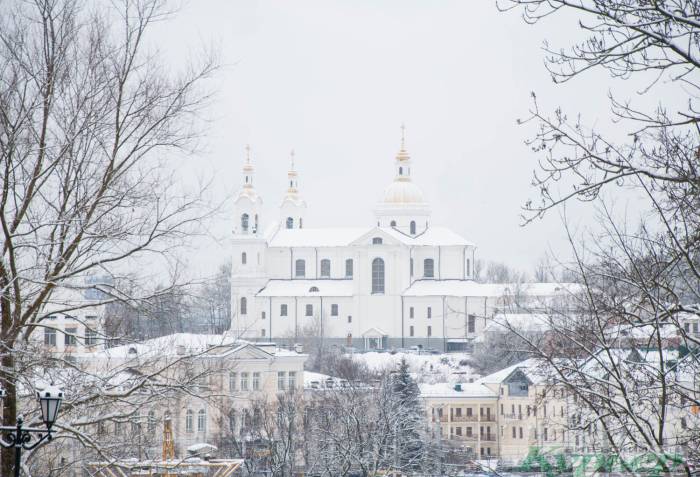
479;415;496;422
502;413;524;420
451;434;478;441
480;434;497;442
451;415;478;422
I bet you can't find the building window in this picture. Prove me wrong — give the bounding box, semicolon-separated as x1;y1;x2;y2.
410;220;416;235
299;218;303;228
286;217;293;229
320;259;331;277
410;258;414;276
305;304;313;316
261;311;266;320
64;327;77;346
466;258;471;276
278;371;286;390
331;304;339;316
347;315;352;323
147;411;156;432
241;213;249;232
240;297;247;315
390;220;396;227
409;307;414;319
44;328;56;346
85;329;98;346
280;304;288;316
512;427;516;438
424;258;435;278
309;286;319;292
427;307;432;319
252;372;260;390
288;371;297;389
229;372;237;392
427;325;432;337
468;314;476;333
241;372;249;391
241;252;247;265
345;259;353;277
519;427;524;439
371;258;385;294
261;328;266;337
372;237;383;245
295;259;306;278
186;410;193;432
198;409;206;432
409;325;414;337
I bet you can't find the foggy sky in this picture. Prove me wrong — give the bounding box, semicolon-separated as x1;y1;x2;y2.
151;0;671;278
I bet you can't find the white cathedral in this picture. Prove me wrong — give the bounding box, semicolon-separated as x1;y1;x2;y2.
229;135;569;352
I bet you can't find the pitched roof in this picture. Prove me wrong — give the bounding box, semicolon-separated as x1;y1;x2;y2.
256;279;354;297
420;382;498;398
268;227;368;247
403;280;579;298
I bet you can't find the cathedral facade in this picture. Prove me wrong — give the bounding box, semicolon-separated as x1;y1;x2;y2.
230;137;566;352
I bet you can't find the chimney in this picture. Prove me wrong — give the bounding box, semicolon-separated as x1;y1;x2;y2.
454;383;462;392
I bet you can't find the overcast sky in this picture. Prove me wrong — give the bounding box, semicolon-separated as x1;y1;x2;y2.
150;1;672;278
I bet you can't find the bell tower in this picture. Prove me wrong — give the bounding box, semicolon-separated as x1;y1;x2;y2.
279;150;307;229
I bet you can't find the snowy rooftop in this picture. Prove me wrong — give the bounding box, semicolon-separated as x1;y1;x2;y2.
267;225;473;248
268;227;367;247
382;226;474;247
257;279;354;297
484;313;552;333
420;381;497;399
403;280;579;298
476;358;548;385
92;333;304;360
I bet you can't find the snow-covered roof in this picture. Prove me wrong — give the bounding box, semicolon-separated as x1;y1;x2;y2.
420;382;497;399
382;226;474;247
477;358;548;385
256;279;354;297
484;313;552;333
268;227;367;248
403;280;579;298
267;225;474;248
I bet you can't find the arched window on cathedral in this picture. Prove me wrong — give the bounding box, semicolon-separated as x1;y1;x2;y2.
390;220;396;227
255;214;259;231
410;220;416;235
295;259;306;278
186;409;193;432
372;237;383;245
466;258;471;277
320;259;331;278
345;259;353;278
198;409;207;432
241;252;247;265
241;214;249;232
240;297;247;315
399;166;403;175
286;217;294;229
372;258;385;294
424;258;435;278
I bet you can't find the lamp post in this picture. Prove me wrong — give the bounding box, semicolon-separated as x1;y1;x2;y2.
0;384;64;477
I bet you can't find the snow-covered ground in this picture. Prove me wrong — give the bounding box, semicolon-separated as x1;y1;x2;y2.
346;351;480;384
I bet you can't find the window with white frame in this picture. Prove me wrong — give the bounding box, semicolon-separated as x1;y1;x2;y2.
288;371;297;389
44;328;56;346
240;372;249;391
198;409;206;432
295;259;306;278
371;258;385;294
252;372;260;390
64;327;77;346
305;304;313;316
229;372;237;392
320;259;331;277
240;297;247;315
186;409;193;432
424;258;435;278
85;328;98;346
278;371;286;390
345;259;353;277
280;304;288;316
331;304;338;316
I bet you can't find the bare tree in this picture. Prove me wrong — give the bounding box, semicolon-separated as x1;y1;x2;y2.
0;0;218;473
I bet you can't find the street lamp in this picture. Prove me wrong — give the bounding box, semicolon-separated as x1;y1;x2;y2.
0;384;64;477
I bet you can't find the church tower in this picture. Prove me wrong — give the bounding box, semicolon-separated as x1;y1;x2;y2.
374;125;431;235
279;150;307;229
230;146;268;340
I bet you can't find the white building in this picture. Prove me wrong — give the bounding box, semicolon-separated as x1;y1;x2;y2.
230;135;572;351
